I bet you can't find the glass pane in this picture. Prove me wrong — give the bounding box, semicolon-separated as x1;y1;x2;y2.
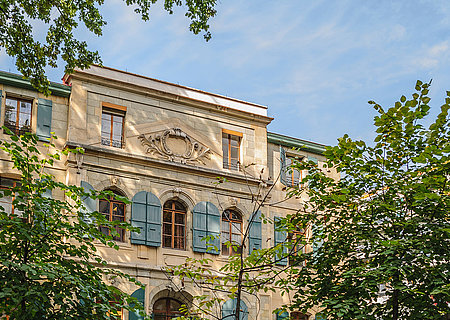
169;299;182;311
222;243;229;255
231;211;241;221
163;211;172;223
153;300;166;312
175;225;184;237
0;196;13;214
99;200;110;214
20;101;31;114
174;201;184;211
112;203;124;217
175;212;184;224
19;112;31;129
99;226;109;237
231;233;241;244
230;136;239;147
164;201;173;210
174;237;184;249
112;215;124;222
163;223;172;235
5;99;17;128
231;222;241;233
230;146;239;160
222;211;230;221
221;231;229;243
163;235;172;247
112;120;123;140
0;178;16;188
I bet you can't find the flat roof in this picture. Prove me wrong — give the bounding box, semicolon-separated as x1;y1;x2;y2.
66;65;268;117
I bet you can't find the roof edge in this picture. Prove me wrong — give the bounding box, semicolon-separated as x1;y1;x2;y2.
0;71;71;97
267;131;327;155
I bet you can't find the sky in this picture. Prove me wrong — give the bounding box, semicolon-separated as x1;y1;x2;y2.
1;0;450;146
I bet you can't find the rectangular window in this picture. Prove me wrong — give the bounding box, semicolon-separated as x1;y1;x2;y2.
4;97;32;135
285;157;303;187
101;105;125;148
222;130;242;171
0;177;23;221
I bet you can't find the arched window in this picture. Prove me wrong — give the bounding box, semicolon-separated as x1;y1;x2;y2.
99;190;126;242
153;298;182;320
291;312;309;320
221;209;242;255
163;200;186;249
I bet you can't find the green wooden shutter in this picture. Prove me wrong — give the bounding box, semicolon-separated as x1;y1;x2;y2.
131;191;148;245
193;202;207;253
146;192;161;247
129;288;145;320
37;98;52;141
276;311;289;320
222;299;248;320
312;224;323;257
131;191;161;247
280;146;287;185
80;181;96;223
274;216;287;266
206;202;220;255
248;210;262;253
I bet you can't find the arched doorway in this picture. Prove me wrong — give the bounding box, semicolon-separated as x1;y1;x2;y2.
153;297;183;320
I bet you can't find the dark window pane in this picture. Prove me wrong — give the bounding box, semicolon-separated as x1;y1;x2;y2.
99;200;110;214
163;211;172;223
112;203;124;217
175;212;184;224
163;223;172;235
174;201;184;211
175;225;184;237
163;236;172;248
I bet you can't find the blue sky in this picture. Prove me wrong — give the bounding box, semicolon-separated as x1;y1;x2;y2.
1;0;449;146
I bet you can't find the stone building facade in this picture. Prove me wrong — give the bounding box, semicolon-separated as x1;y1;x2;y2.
0;66;338;320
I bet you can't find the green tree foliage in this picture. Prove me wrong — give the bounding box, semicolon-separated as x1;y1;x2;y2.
0;0;217;94
0;130;148;319
280;81;450;319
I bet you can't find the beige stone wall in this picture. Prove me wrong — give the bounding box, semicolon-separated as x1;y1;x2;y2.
0;69;338;319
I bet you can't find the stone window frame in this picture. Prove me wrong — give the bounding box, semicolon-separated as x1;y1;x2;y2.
4;96;33;136
222;129;243;171
99;189;127;242
101;102;127;149
221;208;243;256
162;199;187;250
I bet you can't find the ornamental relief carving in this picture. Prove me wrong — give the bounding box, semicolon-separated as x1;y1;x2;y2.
138;128;212;165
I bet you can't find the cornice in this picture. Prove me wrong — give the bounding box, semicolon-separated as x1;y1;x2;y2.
0;71;71;97
267;131;327;155
65;141;270;186
68;71;273;125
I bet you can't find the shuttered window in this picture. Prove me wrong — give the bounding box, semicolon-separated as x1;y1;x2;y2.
192;202;220;254
130;191;161;247
4;97;32;135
